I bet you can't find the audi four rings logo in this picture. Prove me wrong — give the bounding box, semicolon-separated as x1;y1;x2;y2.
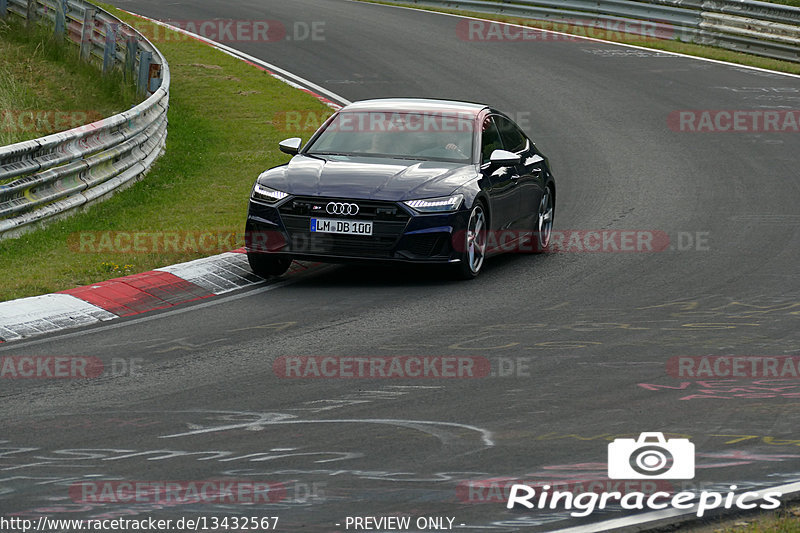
326;202;359;215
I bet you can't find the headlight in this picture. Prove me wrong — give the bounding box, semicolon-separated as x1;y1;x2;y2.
404;194;464;213
251;183;289;204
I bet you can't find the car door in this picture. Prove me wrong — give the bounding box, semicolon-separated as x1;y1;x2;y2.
494;114;544;230
479;115;518;232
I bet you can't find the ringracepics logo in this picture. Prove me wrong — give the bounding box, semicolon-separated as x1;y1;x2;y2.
607;433;694;479
506;432;782;517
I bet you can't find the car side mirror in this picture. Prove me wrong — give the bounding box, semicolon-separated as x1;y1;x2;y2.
489;149;521;166
279;137;302;155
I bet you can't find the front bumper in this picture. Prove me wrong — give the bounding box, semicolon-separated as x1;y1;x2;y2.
245;196;467;264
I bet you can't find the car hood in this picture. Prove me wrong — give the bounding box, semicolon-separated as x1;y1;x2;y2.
257;154;476;201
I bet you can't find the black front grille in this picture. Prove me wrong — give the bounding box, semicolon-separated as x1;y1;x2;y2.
280;197;409;222
278;197;410;258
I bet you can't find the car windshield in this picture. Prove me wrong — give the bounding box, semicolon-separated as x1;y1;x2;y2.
304;111;475;163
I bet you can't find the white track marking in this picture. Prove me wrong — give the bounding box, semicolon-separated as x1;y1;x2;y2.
158;412;495;446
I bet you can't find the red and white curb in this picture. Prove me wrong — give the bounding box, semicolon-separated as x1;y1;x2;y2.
0;13;346;343
0;252;316;342
0;294;117;341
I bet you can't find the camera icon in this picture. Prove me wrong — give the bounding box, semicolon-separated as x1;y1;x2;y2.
608;432;695;480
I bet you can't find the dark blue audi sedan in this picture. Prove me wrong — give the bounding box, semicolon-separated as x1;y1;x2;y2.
245;98;555;279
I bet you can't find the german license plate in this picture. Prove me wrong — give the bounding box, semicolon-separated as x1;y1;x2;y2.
310;218;373;236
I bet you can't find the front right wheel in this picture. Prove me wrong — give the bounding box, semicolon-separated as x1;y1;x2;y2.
453;202;487;280
247;252;292;278
535;186;554;252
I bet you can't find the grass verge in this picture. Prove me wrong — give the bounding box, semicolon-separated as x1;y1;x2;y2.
0;16;137;147
0;6;333;301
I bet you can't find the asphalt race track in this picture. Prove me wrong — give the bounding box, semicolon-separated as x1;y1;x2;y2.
2;0;800;531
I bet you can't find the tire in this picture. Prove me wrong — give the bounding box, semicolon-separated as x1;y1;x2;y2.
453;202;488;280
534;185;555;252
247;252;292;278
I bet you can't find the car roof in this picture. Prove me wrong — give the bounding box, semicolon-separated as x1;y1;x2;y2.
340;98;488;116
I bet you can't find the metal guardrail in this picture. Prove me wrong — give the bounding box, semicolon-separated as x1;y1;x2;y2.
394;0;800;63
0;0;169;238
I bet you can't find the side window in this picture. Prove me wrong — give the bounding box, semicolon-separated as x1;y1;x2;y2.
495;116;528;153
481;117;503;164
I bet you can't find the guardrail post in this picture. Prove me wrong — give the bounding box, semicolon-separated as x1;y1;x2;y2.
0;0;7;19
137;50;152;96
79;7;95;61
26;0;37;27
148;62;162;93
125;33;138;83
54;0;67;41
102;22;118;74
